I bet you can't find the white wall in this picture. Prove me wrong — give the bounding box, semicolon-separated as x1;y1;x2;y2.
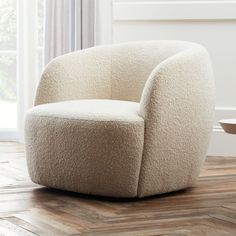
113;0;236;156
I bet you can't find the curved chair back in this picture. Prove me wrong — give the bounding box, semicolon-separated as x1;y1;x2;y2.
35;41;194;105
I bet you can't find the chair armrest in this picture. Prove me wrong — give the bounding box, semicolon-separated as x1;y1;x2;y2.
140;46;215;121
137;45;215;197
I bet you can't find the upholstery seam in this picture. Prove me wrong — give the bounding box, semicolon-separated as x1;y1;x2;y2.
136;120;147;197
27;114;144;124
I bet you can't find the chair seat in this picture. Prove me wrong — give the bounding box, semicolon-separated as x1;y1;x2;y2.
25;99;145;197
27;99;143;123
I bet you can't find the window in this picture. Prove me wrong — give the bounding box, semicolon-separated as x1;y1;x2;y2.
0;0;17;130
0;0;44;140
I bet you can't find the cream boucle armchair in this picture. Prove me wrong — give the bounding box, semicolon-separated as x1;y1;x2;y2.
25;41;215;198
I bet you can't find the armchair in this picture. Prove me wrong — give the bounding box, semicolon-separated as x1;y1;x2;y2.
25;41;215;197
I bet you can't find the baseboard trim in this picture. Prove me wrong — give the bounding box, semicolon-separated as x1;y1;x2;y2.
0;130;19;142
208;131;236;156
208;107;236;156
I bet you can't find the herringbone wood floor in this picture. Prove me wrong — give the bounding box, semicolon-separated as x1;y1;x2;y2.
0;142;235;236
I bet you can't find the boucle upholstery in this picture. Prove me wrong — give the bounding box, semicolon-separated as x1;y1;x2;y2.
25;41;215;198
25;100;144;197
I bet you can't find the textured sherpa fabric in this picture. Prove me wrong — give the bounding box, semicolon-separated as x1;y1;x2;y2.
35;41;189;105
25;40;215;198
25;100;144;197
138;46;215;197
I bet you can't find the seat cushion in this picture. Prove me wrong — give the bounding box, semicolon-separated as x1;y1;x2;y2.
25;99;145;197
27;99;143;122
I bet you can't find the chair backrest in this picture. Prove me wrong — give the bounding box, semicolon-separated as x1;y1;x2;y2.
35;41;194;105
110;41;192;102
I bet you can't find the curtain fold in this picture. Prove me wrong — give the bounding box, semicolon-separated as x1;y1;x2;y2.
44;0;113;65
17;0;39;142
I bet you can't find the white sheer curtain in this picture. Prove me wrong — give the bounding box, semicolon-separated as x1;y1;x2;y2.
44;0;113;65
17;0;39;142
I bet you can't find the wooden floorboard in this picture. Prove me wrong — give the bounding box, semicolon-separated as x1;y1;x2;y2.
0;142;235;235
